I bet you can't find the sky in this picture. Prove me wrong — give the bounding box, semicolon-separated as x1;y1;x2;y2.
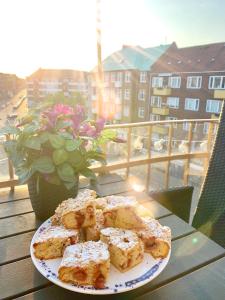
0;0;225;78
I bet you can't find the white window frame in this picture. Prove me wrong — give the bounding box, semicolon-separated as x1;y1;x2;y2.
138;89;145;101
125;71;131;83
124;88;130;100
166;116;178;128
167;97;179;109
111;72;116;82
185;98;199;111
209;76;225;89
187;76;202;89
169;76;181;88
115;88;122;104
150;114;160;121
206;99;222;113
152;77;163;88
117;72;122;82
123;105;130;117
138;107;145;118
183;122;197;132
140;71;147;83
151;96;162;107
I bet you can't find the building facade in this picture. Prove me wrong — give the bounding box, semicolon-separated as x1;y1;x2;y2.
90;44;171;123
149;42;225;137
0;73;25;103
26;69;89;108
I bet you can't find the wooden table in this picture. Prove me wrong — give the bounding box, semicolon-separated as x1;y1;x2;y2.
1;175;225;300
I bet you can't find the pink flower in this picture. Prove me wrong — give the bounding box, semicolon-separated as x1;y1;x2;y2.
95;118;105;134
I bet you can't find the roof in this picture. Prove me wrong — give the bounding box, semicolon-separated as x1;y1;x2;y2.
151;42;225;73
99;44;171;72
27;69;89;81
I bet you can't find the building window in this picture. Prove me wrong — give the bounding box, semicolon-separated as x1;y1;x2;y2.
117;72;122;82
169;76;181;88
123;105;130;117
203;122;217;134
150;114;160;121
152;77;163;88
167;97;179;109
187;76;202;89
124;89;130;100
185;98;199;111
206;99;222;113
138;89;145;101
125;71;131;83
151;96;162;107
115;88;122;103
111;72;116;82
183;122;197;132
140;72;147;83
209;76;225;89
166;116;178;128
138;107;145;118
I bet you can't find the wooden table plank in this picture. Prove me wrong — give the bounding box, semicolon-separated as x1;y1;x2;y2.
0;213;40;239
0;199;33;219
136;256;225;300
13;232;225;300
0;185;29;203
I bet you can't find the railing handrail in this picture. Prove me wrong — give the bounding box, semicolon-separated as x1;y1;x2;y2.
105;118;219;129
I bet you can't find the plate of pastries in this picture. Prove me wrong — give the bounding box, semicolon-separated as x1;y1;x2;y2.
30;189;171;294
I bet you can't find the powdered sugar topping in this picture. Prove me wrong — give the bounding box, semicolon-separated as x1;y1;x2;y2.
35;225;79;243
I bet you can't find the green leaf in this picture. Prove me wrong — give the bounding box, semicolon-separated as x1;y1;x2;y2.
23;123;39;134
53;149;68;165
65;139;81;151
86;151;106;164
80;168;97;180
57;163;74;182
39;132;49;144
56;120;73;130
49;134;65;149
32;156;55;174
25;136;41;150
58;131;74;139
101;129;117;139
0;125;20;135
64;181;76;190
15;166;33;184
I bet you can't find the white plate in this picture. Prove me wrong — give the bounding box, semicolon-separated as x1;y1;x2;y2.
30;218;171;295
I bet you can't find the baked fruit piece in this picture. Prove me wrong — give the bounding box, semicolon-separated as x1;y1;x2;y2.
135;217;171;259
58;241;110;288
100;227;144;272
97;195;146;229
85;209;104;241
33;226;79;260
51;189;96;229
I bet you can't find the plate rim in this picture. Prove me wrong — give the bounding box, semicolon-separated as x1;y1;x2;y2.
30;218;171;295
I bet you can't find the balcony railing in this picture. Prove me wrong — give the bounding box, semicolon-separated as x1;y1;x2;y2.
153;87;172;96
152;106;169;115
214;90;225;99
0;119;219;191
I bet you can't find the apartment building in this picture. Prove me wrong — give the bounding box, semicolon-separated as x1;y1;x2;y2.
27;69;89;108
149;42;225;137
0;73;25;103
90;44;172;122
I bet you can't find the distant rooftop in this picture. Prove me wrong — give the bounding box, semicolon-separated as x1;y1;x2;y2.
151;42;225;73
27;68;88;81
98;44;172;72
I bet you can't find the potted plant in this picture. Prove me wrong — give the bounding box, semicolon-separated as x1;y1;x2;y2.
0;103;118;220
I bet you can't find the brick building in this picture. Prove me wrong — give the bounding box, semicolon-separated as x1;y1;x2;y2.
149;42;225;136
26;68;89;108
90;44;171;122
0;73;25;103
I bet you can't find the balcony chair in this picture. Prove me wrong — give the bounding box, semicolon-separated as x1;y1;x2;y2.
149;186;193;223
192;101;225;248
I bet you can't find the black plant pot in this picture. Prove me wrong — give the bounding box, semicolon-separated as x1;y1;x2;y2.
28;175;79;221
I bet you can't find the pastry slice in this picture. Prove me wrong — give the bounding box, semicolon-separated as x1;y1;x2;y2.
33;225;79;259
85;209;104;241
98;195;146;229
135;217;171;258
58;241;110;288
100;227;144;272
51;189;97;229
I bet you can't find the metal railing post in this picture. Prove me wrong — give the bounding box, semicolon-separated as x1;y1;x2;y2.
146;125;152;191
183;122;193;185
165;123;173;189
